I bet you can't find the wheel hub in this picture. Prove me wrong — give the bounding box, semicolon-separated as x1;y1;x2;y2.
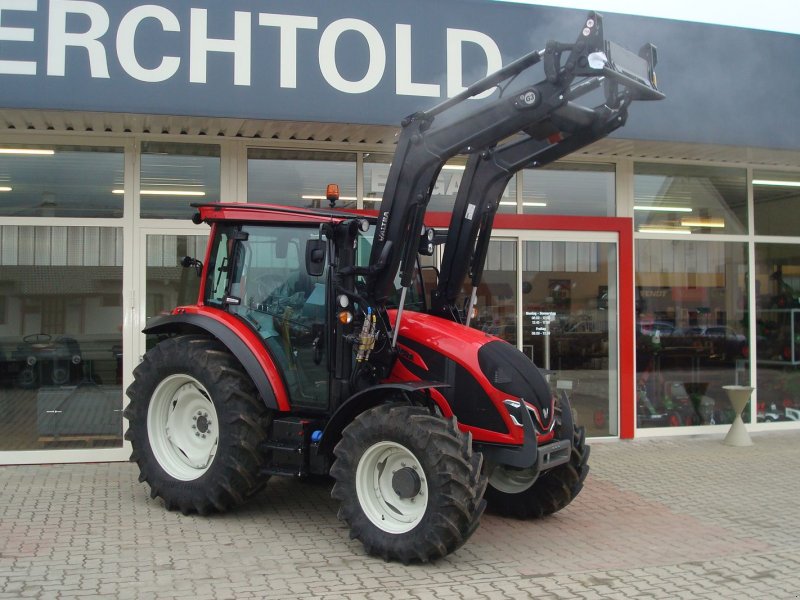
392;466;421;499
194;412;211;435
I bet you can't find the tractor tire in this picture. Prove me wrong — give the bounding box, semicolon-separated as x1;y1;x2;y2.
330;404;487;563
484;424;590;519
124;334;271;515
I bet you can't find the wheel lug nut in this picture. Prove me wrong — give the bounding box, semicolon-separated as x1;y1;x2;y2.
195;432;200;437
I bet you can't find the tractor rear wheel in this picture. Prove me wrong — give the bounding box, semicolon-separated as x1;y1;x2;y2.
330;404;486;563
124;334;270;515
484;424;590;519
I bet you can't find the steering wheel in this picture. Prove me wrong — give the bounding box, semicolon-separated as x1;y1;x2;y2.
23;333;52;345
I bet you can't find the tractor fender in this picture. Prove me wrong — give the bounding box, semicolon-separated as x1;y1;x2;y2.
142;313;284;411
318;381;449;455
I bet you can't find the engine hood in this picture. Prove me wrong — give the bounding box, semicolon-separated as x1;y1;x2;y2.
387;310;555;438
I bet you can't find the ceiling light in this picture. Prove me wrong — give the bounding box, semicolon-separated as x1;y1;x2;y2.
681;217;725;228
441;165;466;171
752;179;800;188
522;202;547;207
113;189;206;196
639;226;692;235
0;186;11;192
634;205;693;213
0;148;55;155
301;195;357;201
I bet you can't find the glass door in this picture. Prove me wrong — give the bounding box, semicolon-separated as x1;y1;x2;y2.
136;229;207;362
469;231;620;437
520;233;619;437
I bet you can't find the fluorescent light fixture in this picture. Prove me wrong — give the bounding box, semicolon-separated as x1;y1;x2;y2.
681;217;725;228
301;195;358;201
113;189;206;196
0;186;11;192
486;201;551;207
634;205;693;213
639;226;692;235
0;148;55;155
441;165;466;171
752;179;800;188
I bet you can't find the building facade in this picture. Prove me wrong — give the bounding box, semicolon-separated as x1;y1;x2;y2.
1;0;799;464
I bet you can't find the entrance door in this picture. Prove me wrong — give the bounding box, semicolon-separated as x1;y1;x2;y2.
467;227;623;437
519;232;619;437
136;229;207;364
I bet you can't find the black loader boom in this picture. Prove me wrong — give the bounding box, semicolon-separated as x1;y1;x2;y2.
364;11;662;354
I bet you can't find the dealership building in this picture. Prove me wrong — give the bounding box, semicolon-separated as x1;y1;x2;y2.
1;0;799;465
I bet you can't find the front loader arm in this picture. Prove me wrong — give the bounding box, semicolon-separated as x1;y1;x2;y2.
365;11;662;312
432;89;634;322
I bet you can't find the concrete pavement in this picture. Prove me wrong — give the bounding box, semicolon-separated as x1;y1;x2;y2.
1;431;799;599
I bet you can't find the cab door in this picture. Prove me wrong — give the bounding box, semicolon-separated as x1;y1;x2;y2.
214;224;330;411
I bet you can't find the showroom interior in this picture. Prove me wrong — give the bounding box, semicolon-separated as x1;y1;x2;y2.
1;0;799;464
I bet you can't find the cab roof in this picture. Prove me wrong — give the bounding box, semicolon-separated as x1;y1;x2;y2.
192;202;375;226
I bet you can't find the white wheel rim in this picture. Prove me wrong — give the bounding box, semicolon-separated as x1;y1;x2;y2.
147;374;219;481
489;465;538;494
355;441;428;534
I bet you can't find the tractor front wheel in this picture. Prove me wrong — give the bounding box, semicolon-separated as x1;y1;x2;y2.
484;424;590;519
331;404;486;563
124;335;270;515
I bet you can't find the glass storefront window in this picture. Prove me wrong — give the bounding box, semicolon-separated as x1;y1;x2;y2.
754;243;800;423
522;162;615;216
248;149;357;209
364;154;516;213
521;239;619;436
0;144;123;218
0;226;123;450
634;163;747;234
635;240;750;429
753;170;800;237
140;142;220;219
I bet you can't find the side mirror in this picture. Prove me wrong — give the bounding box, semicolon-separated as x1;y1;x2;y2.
305;239;327;277
181;256;203;277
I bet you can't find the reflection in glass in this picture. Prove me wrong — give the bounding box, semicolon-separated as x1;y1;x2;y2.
522;162;615;216
754;243;800;423
364;154;516;213
0;145;123;218
140;142;220;219
635;240;750;429
753;170;800;237
634;163;747;234
0;226;124;450
248;149;357;209
522;240;618;436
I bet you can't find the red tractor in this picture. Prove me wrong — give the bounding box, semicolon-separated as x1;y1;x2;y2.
125;12;663;562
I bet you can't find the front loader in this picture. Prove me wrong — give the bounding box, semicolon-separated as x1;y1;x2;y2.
124;11;663;563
